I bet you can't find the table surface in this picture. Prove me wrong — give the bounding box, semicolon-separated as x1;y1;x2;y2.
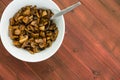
0;0;120;80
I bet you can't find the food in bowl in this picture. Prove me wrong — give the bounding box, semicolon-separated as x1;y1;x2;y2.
8;5;59;54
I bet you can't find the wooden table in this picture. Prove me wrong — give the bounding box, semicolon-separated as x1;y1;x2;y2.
0;0;120;80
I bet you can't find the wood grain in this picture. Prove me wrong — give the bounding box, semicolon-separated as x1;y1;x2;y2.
0;0;120;80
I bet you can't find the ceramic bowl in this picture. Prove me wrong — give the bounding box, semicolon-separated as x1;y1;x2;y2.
0;0;65;62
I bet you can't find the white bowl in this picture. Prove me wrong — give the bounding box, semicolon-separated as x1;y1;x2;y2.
0;0;65;62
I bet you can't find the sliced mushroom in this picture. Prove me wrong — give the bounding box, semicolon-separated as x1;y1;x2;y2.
13;41;21;47
9;26;13;39
23;16;29;24
36;10;40;18
29;25;34;31
33;47;40;53
12;26;19;29
43;38;46;43
32;33;39;38
40;31;45;37
19;35;28;43
11;36;19;40
28;50;34;54
39;26;45;31
17;16;24;20
35;39;43;43
46;31;52;37
47;40;52;47
10;18;15;26
47;37;51;40
31;20;38;26
20;25;25;31
9;5;58;54
42;10;47;17
21;41;30;48
14;29;21;35
31;42;36;48
23;7;31;15
14;12;21;21
29;15;33;22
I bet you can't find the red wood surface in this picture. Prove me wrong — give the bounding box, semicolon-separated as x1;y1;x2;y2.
0;0;120;80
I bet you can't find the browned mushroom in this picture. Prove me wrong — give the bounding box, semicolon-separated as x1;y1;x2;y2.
35;39;43;43
39;26;45;31
13;41;21;47
23;6;31;15
14;29;21;35
19;35;28;43
33;47;40;53
23;16;29;24
46;31;52;37
31;33;39;38
40;31;45;37
42;10;47;17
17;16;24;21
10;18;15;25
19;25;25;31
31;20;38;26
47;40;52;47
21;41;30;48
8;5;59;54
14;12;21;21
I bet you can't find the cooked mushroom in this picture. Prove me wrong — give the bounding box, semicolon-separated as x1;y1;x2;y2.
23;16;29;24
10;18;15;25
19;35;28;43
21;41;30;48
23;6;31;15
31;20;38;26
9;5;59;54
14;12;21;21
36;10;40;18
46;31;52;37
13;41;21;47
31;42;36;48
42;10;47;17
32;33;39;38
39;26;45;31
14;29;21;35
20;25;25;31
11;36;19;40
35;39;43;43
47;37;51;40
17;16;24;20
40;31;45;37
33;47;40;53
47;40;52;47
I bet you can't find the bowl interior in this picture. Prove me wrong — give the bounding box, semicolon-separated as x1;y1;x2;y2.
0;0;65;62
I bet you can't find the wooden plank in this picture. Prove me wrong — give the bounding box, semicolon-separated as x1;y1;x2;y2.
0;1;6;19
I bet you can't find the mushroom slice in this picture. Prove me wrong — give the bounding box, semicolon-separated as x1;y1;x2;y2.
23;16;29;24
31;20;38;26
17;16;24;21
19;35;28;43
14;29;21;35
32;33;39;38
23;6;31;15
33;46;40;53
42;10;47;17
10;18;15;26
47;40;52;47
35;39;43;43
40;31;45;37
39;26;45;31
13;41;21;47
